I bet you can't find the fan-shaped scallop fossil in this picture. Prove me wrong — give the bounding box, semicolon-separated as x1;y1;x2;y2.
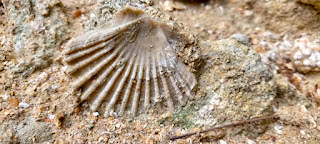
64;6;197;117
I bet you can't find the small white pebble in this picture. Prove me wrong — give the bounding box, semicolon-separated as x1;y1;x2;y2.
274;124;283;134
93;112;99;117
115;123;121;128
302;49;311;56
259;40;268;47
219;140;227;144
207;30;213;34
303;59;311;66
204;5;212;10
62;66;68;71
18;102;30;108
300;130;306;135
315;52;320;61
1;36;6;45
282;40;291;48
293;51;303;60
0;95;9;100
272;105;278;113
300;105;308;112
90;13;96;19
244;10;254;16
51;85;58;90
39;72;48;79
48;114;55;119
309;54;317;62
194;24;200;29
247;139;256;144
218;6;224;14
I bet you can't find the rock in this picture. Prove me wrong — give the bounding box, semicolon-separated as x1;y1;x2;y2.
169;38;276;137
16;117;54;143
198;38;276;136
4;0;68;77
169;36;311;138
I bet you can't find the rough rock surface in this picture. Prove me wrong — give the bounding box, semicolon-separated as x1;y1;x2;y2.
192;37;275;137
16;117;55;143
3;0;68;77
199;36;275;121
173;36;310;138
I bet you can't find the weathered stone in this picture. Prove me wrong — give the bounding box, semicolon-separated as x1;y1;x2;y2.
16;117;54;143
198;38;275;135
4;0;68;77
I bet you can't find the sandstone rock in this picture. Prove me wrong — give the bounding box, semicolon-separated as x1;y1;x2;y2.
170;35;311;138
16;117;54;143
3;0;68;77
198;37;275;122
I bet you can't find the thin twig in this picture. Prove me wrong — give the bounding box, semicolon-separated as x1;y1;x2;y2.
167;114;277;141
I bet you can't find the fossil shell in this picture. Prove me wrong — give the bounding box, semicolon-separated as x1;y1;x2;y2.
64;6;196;117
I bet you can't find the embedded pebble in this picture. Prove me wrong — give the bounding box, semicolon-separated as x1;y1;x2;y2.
1;36;5;45
219;140;227;144
93;112;99;117
18;102;30;108
48;114;55;119
0;94;9;100
274;124;283;134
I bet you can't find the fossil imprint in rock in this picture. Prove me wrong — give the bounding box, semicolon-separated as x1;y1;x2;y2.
64;6;197;117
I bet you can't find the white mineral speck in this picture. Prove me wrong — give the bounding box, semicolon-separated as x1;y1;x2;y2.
18;102;30;108
274;124;283;134
302;49;311;56
194;23;200;29
48;114;55;119
293;51;303;60
0;95;9;100
218;6;224;14
303;59;311;66
93;112;99;117
300;130;306;135
51;85;58;90
309;54;317;62
62;66;68;71
90;13;96;19
315;52;320;61
260;40;268;47
1;36;6;45
247;139;256;144
39;72;48;79
219;140;227;144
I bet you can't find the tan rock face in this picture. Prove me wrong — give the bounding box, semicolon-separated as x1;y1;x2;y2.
194;36;276;137
4;0;68;77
